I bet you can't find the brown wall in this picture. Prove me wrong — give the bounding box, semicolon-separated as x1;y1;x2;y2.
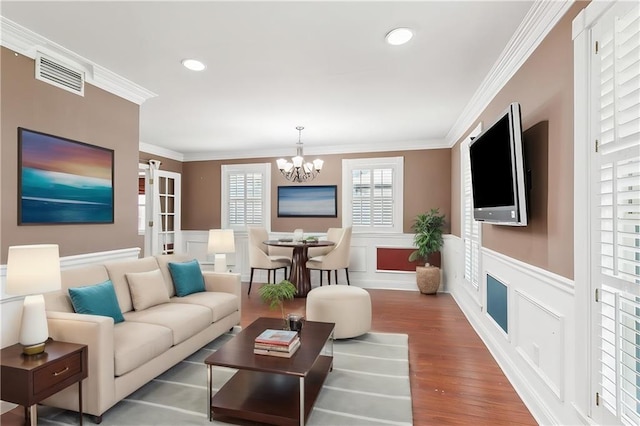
1;47;141;263
182;148;451;233
139;152;183;174
450;3;584;279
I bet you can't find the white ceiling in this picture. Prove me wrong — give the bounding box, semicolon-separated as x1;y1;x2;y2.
2;1;535;160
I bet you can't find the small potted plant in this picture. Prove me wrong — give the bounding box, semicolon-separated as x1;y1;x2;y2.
258;280;297;329
408;208;446;294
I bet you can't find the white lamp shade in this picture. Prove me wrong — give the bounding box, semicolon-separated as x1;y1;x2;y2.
208;229;235;254
276;158;288;170
6;244;61;295
304;162;313;173
313;159;324;170
292;155;304;168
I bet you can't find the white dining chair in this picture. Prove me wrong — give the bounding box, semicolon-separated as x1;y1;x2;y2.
247;227;292;295
306;227;352;286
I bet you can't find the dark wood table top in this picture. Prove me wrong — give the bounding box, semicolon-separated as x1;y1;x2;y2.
263;240;334;249
0;340;86;370
204;317;334;377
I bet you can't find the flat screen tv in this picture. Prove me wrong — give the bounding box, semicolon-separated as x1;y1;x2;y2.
469;102;528;226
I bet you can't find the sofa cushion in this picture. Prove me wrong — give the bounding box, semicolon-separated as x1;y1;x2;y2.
68;280;125;324
123;303;211;345
104;257;161;313
168;260;205;297
45;264;110;313
170;292;238;322
126;269;170;311
155;254;193;298
113;321;173;376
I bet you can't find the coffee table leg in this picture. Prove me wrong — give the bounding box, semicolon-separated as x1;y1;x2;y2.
207;365;213;421
299;377;305;425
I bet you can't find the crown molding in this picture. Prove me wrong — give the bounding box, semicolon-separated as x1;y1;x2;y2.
0;17;157;105
445;0;575;148
139;142;185;162
179;138;448;162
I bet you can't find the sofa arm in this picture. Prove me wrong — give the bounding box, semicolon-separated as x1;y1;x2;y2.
45;311;115;416
203;271;241;297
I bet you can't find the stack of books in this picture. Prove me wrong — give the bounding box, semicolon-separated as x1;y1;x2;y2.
254;329;300;358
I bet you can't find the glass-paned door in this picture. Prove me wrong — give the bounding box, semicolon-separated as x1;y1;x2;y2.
146;170;181;256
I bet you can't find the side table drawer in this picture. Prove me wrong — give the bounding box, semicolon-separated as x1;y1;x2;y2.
33;352;82;395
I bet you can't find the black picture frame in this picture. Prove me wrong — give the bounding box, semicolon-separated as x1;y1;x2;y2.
277;185;338;218
18;127;115;225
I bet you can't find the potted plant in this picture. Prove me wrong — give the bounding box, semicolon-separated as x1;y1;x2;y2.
258;280;297;329
408;208;446;294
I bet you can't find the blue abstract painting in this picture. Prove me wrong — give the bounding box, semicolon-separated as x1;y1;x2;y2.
278;185;337;217
19;128;114;224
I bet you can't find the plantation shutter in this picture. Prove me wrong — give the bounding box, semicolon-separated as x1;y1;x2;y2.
593;3;640;425
462;143;481;289
227;171;264;228
352;167;394;228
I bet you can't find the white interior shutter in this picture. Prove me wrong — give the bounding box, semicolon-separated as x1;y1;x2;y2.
343;157;403;233
351;167;394;228
462;139;481;289
594;4;640;425
223;165;268;230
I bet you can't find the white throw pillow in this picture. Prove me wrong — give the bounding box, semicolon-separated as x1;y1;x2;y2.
126;269;170;311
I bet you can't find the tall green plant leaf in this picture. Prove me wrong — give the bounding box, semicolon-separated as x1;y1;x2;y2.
409;208;446;263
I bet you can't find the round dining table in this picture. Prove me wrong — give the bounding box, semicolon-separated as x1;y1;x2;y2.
263;240;334;297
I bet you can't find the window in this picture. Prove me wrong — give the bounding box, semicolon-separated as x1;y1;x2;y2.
221;163;271;230
462;124;482;292
342;157;403;233
591;3;640;425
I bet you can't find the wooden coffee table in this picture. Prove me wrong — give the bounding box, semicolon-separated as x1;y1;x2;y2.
205;317;335;425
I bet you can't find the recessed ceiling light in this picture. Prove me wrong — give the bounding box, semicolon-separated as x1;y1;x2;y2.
181;59;206;71
385;28;413;46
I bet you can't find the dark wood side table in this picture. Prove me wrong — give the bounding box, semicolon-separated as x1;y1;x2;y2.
1;340;88;426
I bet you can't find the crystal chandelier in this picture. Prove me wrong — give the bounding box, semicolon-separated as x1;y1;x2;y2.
276;126;324;183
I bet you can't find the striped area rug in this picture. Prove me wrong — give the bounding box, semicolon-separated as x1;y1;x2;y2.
39;331;412;426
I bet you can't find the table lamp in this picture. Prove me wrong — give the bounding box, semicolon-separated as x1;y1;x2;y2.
6;244;61;355
208;230;235;272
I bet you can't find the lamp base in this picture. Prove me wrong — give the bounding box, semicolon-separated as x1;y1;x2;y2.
22;341;46;356
214;254;228;273
19;294;50;356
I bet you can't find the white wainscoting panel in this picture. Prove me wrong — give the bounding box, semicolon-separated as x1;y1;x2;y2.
447;235;579;426
514;289;565;401
349;245;367;273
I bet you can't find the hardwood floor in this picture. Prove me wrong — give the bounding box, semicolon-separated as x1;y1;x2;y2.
1;284;537;425
244;283;537;425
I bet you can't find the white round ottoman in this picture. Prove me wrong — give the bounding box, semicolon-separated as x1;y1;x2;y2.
306;286;371;339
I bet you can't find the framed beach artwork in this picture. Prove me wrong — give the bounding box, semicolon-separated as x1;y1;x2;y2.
277;185;337;218
18;128;114;225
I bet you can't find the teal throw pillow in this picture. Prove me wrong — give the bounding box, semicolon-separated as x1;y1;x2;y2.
68;280;125;324
168;259;205;297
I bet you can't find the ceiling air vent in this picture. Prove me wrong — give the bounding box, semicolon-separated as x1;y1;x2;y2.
35;53;85;96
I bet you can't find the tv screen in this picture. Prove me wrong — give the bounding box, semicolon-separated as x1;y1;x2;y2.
469;102;528;226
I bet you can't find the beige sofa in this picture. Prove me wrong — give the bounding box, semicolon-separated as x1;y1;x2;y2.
42;254;241;422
